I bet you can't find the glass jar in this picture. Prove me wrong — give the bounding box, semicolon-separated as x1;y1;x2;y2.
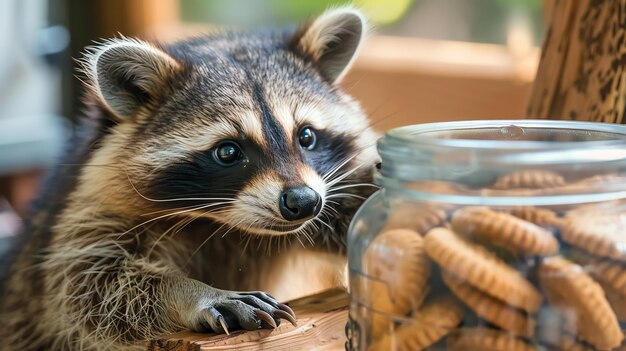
347;120;626;351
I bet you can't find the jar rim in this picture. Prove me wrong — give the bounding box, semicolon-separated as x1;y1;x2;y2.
382;120;626;150
376;120;626;204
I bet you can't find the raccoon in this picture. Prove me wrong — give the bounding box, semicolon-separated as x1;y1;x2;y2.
0;7;379;350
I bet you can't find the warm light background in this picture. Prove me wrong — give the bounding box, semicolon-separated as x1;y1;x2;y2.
0;0;543;239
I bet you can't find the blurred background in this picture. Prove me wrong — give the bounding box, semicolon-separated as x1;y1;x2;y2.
0;0;543;240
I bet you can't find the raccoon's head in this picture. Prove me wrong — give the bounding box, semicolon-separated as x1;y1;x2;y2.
80;7;379;237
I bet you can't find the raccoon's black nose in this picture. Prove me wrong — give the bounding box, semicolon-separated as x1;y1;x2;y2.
279;186;322;221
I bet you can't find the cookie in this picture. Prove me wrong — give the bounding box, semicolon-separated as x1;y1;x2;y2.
561;215;626;261
538;256;623;349
382;202;448;235
363;229;430;338
451;207;559;256
447;328;536;351
565;200;626;218
369;295;464;351
493;170;565;189
575;173;621;185
586;259;626;321
407;181;469;195
604;285;626;322
480;187;544;197
502;206;563;229
442;272;535;337
587;259;626;294
554;335;594;351
424;227;542;312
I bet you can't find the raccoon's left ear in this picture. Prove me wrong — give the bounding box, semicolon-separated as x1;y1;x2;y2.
291;7;367;84
80;38;181;120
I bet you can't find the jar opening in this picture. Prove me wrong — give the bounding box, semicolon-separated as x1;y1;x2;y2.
385;120;626;149
376;120;626;205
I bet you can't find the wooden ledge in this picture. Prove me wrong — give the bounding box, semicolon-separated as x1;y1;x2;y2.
147;289;348;351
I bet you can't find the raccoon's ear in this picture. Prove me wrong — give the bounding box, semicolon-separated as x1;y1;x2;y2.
80;38;181;120
291;7;367;84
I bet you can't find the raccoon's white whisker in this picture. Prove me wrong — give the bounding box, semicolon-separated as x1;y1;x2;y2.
284;234;291;252
58;163;120;169
175;208;227;236
186;210;238;263
326;168;365;190
313;217;334;232
322;204;340;216
320;207;336;221
140;204;214;217
117;202;232;239
328;183;378;192
326;193;366;201
326;163;367;188
148;218;189;257
292;232;306;248
221;216;247;239
150;203;233;256
126;171;235;203
322;154;359;181
241;234;254;254
296;221;315;247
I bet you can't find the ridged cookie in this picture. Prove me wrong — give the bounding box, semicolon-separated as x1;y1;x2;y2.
587;259;626;321
587;259;626;294
442;272;535;337
382;202;448;235
538;256;623;349
564;200;626;218
493;170;565;189
604;285;626;322
554;335;594;351
363;229;430;339
447;328;536;351
502;206;563;229
424;227;542;312
451;207;559;255
369;295;464;351
561;215;626;261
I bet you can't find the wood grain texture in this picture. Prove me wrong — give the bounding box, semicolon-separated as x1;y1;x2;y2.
528;0;626;122
147;289;348;351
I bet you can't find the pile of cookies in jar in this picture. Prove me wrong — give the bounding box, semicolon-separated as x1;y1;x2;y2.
360;170;626;351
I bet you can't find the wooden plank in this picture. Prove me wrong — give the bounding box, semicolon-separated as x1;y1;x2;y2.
527;0;626;122
147;289;348;351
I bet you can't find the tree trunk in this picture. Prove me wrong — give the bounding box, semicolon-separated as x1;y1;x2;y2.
527;0;626;122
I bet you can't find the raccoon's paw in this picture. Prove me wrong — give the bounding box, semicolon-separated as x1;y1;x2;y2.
191;291;297;334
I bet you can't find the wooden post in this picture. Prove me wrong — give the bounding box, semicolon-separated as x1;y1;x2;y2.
527;0;626;122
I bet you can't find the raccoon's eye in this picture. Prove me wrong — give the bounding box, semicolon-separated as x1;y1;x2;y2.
298;126;317;150
213;142;242;166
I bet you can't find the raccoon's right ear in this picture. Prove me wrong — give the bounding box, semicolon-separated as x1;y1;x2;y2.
290;7;367;84
80;38;181;120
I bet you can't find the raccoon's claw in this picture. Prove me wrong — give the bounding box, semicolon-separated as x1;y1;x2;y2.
255;309;277;328
278;303;296;321
194;290;297;334
239;291;297;325
274;309;297;327
199;307;230;334
217;315;230;335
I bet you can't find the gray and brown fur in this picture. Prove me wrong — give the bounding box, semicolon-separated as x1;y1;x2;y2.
0;7;379;350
